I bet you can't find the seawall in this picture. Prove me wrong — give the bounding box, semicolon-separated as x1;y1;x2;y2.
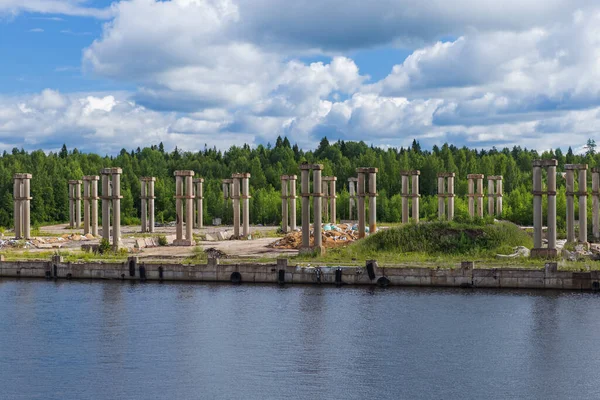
1;256;599;291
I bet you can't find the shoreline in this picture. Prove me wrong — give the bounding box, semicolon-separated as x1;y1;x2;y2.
1;256;598;291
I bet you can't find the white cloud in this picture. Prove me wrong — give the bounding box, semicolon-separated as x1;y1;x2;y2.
27;27;44;32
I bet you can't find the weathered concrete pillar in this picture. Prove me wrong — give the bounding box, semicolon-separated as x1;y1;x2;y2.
13;174;32;240
531;159;558;258
68;180;82;228
565;164;588;244
289;175;297;231
437;173;455;220
400;170;419;223
593;168;600;240
101;173;110;242
357;170;366;238
140;177;156;233
281;175;289;232
83;178;90;234
174;170;195;246
322;176;337;224
241;173;250;237
348;177;358;221
368;169;378;233
565;168;575;242
101;168;122;250
222;178;232;225
401;174;409;223
300;167;311;249
193;178;204;229
148;178;155;233
467;174;484;218
83;175;99;236
313;168;322;248
232;176;240;237
487;176;503;217
330;177;337;225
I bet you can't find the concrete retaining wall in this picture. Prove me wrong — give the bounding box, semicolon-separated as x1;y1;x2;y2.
1;258;599;291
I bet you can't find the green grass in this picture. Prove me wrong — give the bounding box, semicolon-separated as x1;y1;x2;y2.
295;221;535;267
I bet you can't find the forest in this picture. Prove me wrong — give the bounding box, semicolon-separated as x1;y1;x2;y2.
0;137;598;233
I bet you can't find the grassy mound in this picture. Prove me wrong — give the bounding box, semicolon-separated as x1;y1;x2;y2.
360;221;532;256
296;221;533;265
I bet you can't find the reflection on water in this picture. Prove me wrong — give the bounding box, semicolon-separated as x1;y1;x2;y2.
1;280;600;399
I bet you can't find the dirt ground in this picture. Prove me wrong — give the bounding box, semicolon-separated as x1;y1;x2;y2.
3;223;296;261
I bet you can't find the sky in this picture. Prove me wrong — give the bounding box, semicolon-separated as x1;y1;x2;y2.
1;0;600;155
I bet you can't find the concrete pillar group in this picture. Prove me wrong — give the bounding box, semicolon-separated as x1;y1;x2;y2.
232;173;251;238
193;178;204;229
487;176;503;217
174;170;195;246
140;177;156;233
68;180;82;229
593;168;600;240
322;176;337;224
356;167;378;238
101;168;122;250
348;177;358;221
400;170;420;223
467;174;484;218
565;164;588;245
82;175;99;236
437;173;455;221
531;159;558;258
13;173;32;240
281;175;297;232
299;164;324;250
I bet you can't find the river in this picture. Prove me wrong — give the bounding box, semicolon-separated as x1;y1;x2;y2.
1;279;599;399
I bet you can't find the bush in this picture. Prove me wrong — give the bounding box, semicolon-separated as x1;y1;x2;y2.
158;235;168;246
98;238;111;254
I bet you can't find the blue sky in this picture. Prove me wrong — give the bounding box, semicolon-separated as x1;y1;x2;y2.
1;0;599;154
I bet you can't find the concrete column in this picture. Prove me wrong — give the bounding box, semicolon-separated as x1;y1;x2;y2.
289;175;297;231
566;169;575;242
313;168;322;248
148;179;155;233
368;170;377;233
532;166;543;249
68;182;74;228
411;173;419;222
281;176;288;232
22;176;31;240
91;177;99;236
175;175;183;241
496;178;503;216
448;175;455;221
401;174;409;223
488;178;495;216
300;168;310;249
547;165;557;250
232;177;240;237
357;171;366;238
195;178;204;229
476;176;484;218
437;176;445;219
593;168;600;240
83;179;90;235
111;170;121;250
330;178;336;225
140;178;147;232
13;177;22;239
348;178;355;221
242;174;250;237
322;180;329;223
101;174;110;242
468;177;475;217
185;174;194;241
579;168;588;244
75;181;81;228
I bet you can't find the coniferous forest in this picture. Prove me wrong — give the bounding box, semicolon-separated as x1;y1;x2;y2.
0;137;598;233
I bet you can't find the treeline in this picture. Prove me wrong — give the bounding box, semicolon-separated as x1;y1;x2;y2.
0;138;598;231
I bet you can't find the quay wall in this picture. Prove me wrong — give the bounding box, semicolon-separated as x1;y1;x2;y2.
1;257;599;291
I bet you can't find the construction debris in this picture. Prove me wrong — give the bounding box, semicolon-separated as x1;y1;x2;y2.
269;223;360;249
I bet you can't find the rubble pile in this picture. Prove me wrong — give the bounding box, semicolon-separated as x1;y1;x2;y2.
0;233;97;250
269;223;362;249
